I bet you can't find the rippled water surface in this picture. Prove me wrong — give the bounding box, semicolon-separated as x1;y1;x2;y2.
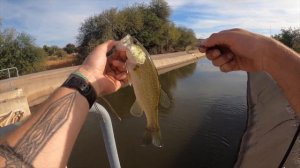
69;58;248;168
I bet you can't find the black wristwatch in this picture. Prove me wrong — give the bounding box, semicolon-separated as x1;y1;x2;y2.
62;74;96;108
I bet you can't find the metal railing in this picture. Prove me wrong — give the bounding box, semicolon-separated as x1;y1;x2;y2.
0;67;19;90
0;67;19;79
90;103;121;168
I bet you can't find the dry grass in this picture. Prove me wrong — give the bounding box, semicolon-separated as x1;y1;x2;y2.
45;54;78;70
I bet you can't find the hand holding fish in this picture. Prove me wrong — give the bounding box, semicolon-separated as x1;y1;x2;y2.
80;40;128;96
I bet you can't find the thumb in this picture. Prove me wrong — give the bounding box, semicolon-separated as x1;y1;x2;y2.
96;40;118;54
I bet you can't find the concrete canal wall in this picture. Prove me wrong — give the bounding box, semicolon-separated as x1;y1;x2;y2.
0;51;204;107
235;72;299;168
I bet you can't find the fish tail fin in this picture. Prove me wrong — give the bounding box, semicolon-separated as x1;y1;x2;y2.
142;129;163;147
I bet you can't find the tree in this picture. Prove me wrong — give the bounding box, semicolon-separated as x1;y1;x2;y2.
0;27;46;75
76;0;197;60
48;45;59;56
43;45;50;53
77;8;120;60
43;45;67;57
149;0;170;21
64;43;77;54
55;49;67;59
293;38;300;53
272;27;300;52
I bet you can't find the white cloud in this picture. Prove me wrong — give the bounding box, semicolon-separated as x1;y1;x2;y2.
0;0;299;46
169;0;300;38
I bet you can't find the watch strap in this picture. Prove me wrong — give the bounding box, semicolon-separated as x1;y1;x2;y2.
62;74;96;108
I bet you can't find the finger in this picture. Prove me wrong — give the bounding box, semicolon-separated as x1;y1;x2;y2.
206;48;221;60
212;52;234;67
115;72;127;80
96;40;118;53
106;71;116;77
202;31;232;48
105;63;112;74
120;80;128;88
112;60;127;72
111;49;127;61
198;45;207;53
220;59;239;72
118;50;127;61
106;75;122;92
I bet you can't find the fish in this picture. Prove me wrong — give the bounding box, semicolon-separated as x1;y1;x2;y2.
117;35;170;147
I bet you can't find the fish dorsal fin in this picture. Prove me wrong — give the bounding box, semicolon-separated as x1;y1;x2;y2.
160;89;171;108
130;100;143;117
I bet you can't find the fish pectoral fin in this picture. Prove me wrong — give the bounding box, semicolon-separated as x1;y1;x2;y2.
130;100;143;117
160;89;171;108
142;129;163;148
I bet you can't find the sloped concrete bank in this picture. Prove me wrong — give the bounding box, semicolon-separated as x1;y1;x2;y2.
235;72;299;168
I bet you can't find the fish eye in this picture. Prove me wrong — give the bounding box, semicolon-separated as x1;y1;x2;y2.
133;39;138;45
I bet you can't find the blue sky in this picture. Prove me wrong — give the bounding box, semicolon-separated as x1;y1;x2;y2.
0;0;299;47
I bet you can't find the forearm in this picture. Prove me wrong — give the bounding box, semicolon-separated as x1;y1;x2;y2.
265;39;300;114
0;87;89;167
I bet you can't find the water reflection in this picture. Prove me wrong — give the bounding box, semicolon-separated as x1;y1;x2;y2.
160;63;197;99
69;59;247;168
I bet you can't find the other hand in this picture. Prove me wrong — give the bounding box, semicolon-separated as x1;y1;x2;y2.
199;28;275;72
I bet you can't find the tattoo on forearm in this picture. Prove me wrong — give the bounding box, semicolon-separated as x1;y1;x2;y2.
0;92;76;167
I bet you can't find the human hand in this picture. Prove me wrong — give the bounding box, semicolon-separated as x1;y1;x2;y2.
79;40;128;96
199;28;275;72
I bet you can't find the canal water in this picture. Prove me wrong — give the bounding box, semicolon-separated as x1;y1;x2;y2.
68;58;248;168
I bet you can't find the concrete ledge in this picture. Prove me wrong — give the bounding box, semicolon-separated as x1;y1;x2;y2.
0;96;31;124
0;68;78;106
0;88;24;102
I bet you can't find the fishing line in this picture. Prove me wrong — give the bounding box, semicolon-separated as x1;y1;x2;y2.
278;122;300;167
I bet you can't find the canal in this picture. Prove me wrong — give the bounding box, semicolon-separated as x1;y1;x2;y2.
68;58;248;168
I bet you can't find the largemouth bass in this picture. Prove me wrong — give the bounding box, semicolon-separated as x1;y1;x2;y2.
117;35;170;147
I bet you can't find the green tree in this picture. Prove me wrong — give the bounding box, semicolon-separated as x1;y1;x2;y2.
0;27;46;75
43;45;67;57
174;27;197;51
56;48;67;59
149;0;170;21
76;0;197;60
48;45;59;56
162;23;182;52
43;45;50;53
64;43;77;54
77;8;120;60
272;27;300;52
293;38;300;53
